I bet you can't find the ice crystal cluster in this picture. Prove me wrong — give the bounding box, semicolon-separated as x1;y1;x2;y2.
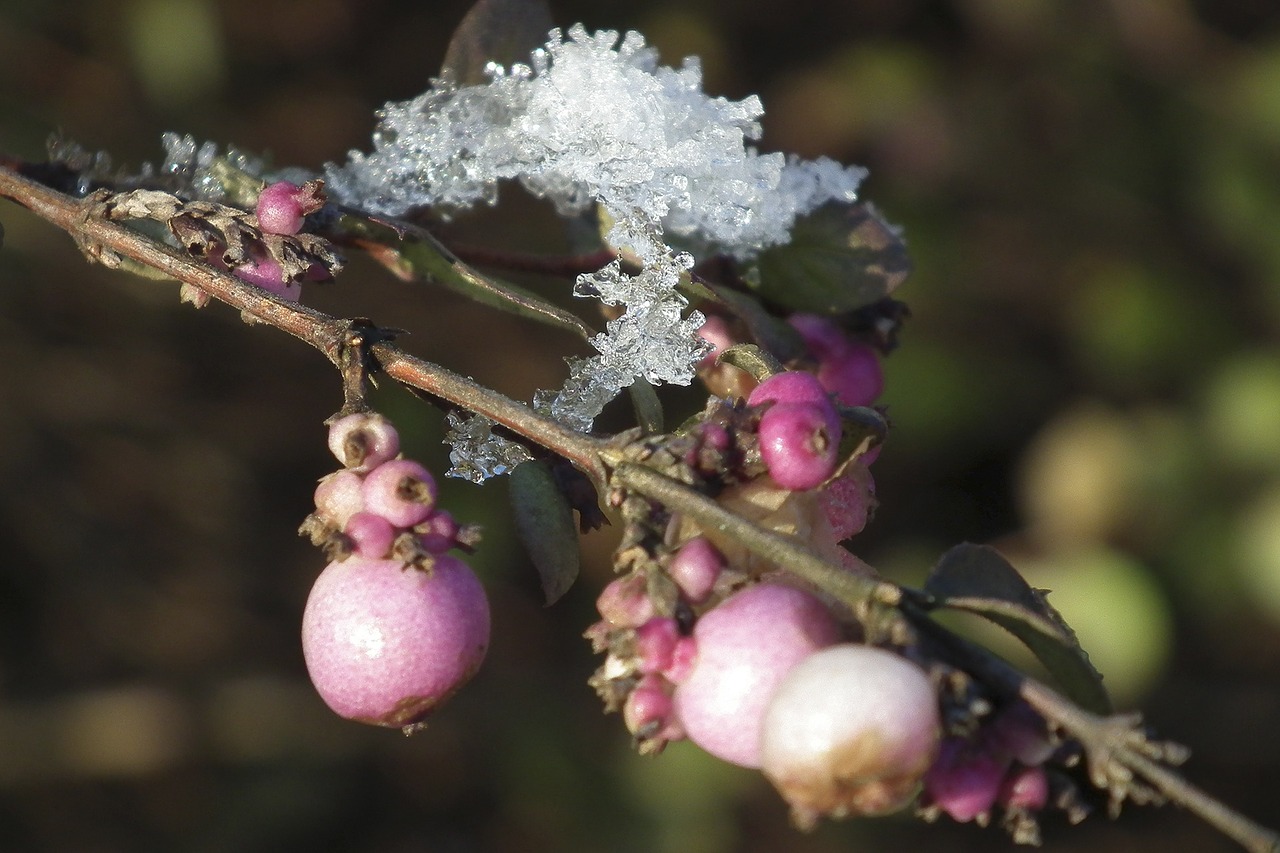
328;25;869;476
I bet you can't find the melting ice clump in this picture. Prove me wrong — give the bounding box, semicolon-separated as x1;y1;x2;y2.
328;25;868;477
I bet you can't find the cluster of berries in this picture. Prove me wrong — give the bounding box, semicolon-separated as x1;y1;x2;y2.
299;413;490;731
589;537;941;825
231;180;326;301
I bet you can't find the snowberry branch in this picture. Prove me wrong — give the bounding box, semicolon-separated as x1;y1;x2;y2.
4;160;1277;852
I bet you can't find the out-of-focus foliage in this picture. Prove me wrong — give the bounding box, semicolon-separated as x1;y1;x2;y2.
1;1;1278;850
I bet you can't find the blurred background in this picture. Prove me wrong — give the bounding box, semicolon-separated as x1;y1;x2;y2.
2;0;1279;850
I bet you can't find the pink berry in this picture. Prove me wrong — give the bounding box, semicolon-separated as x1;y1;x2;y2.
760;644;941;823
362;459;437;528
758;401;842;491
416;509;459;554
747;370;830;408
668;537;724;604
788;313;849;362
998;764;1050;812
819;464;875;541
313;470;365;528
923;737;1010;822
256;179;325;236
696;314;736;368
664;636;698;684
817;342;884;407
596;574;656;628
234;254;300;301
672;583;841;768
344;511;396;559
301;554;490;727
624;674;685;742
635;617;681;675
327;413;401;473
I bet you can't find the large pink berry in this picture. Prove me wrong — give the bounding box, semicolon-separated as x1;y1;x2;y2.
819;464;875;541
672;583;841;768
760;644;941;824
328;412;401;473
362;459;437;527
758;401;842;491
301;555;490;727
256;179;326;235
747;370;830;409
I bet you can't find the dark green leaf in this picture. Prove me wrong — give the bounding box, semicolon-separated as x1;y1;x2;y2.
441;0;555;85
924;543;1112;714
834;405;888;464
510;460;581;605
703;282;807;364
747;202;910;315
627;377;664;435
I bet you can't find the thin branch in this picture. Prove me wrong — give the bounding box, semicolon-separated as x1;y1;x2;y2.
0;164;607;484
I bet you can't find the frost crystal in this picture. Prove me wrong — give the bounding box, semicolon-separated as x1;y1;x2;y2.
329;24;869;477
444;412;533;483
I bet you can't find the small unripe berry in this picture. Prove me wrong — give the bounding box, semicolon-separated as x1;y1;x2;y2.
362;459;438;528
344;511;396;559
922;736;1010;822
758;401;842;491
999;764;1050;812
761;644;941;824
634;617;681;675
234;255;300;301
416;509;460;554
673;583;841;768
596;574;656;628
301;555;490;727
328;413;401;472
256;179;325;235
313;470;365;528
788;313;848;362
624;674;685;742
747;370;830;408
668;536;724;604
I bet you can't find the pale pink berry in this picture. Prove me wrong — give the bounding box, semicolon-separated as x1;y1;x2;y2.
923;737;1010;822
758;401;842;491
696;315;736;368
416;509;459;554
596;574;656;628
673;583;841;768
760;644;941;823
818;342;884;407
328;413;401;472
747;370;830;409
313;470;365;528
301;554;490;727
344;511;396;559
234;254;300;301
256;179;325;235
668;537;724;604
998;764;1050;812
362;459;437;528
635;617;681;675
